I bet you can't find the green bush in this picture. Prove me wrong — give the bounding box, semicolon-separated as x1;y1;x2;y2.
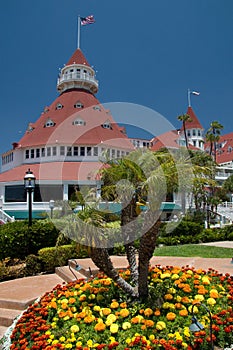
0;220;60;260
24;254;43;276
159;220;203;238
38;245;78;272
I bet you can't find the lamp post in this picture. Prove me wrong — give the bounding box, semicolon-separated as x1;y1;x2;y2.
24;169;36;226
49;199;55;219
189;302;214;350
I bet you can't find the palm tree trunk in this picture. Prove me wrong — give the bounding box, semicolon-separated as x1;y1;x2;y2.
183;122;189;149
90;247;138;297
121;198;139;286
138;212;161;300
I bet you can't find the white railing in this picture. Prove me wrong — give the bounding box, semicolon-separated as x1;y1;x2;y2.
0;208;15;223
217;202;233;222
57;73;98;87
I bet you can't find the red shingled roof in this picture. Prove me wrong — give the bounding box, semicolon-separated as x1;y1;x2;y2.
17;89;133;150
151;130;200;152
214;132;233;164
66;49;91;66
0;162;104;183
180;107;203;131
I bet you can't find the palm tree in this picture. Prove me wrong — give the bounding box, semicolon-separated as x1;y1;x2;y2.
177;114;192;149
205;121;223;162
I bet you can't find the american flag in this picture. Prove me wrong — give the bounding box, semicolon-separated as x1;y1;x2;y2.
81;15;95;26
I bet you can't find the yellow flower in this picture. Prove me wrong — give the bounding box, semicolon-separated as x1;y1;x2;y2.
126;337;131;344
106;313;117;326
202;276;210;285
87;339;93;347
171;273;180;280
122;321;131;330
52;340;59;345
183;327;191;337
207;297;216;306
76;341;82;347
188;305;198;314
70;325;79;333
110;323;119;333
101;308;111;316
160;272;171;279
65;345;72;349
174;331;183;340
194;294;204;302
109;336;116;344
149;334;155;340
59;336;66;342
93;305;101;312
156;321;166;330
210;289;219;298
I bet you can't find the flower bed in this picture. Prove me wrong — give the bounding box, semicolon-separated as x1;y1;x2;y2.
2;265;233;349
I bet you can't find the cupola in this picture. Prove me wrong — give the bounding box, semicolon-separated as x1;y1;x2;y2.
57;49;98;94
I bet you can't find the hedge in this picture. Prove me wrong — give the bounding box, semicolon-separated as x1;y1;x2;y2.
0;220;61;260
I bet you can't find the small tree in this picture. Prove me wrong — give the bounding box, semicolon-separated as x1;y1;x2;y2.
177;113;192;149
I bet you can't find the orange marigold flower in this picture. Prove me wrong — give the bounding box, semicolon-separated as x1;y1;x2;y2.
143;319;154;327
179;309;188;317
164;294;173;300
110;301;119;309
120;302;127;308
119;308;130;318
154;309;161;316
144;308;153;316
166;312;176;321
102;308;111;316
68;297;76;304
94;322;106;331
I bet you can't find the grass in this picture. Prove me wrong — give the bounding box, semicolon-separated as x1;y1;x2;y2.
154;244;233;258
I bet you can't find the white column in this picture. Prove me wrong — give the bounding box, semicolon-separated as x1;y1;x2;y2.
63;183;69;201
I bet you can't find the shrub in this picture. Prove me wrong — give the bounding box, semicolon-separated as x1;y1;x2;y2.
38;244;78;272
24;254;43;276
0;220;60;260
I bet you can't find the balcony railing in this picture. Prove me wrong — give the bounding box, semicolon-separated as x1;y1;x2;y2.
57;72;98;87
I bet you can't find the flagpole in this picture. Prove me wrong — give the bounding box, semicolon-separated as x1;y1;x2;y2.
77;15;81;49
188;88;191;107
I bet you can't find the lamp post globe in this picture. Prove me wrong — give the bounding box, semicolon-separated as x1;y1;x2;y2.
24;169;36;226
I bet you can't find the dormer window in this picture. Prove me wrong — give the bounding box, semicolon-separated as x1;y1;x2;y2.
102;120;112;129
56;103;63;110
27;123;34;132
93;105;101;111
73;118;86;126
45;118;55;127
74;101;84;109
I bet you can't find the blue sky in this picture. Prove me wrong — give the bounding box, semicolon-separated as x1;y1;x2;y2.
0;0;232;154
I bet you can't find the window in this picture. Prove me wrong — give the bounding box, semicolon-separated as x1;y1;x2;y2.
73;146;79;156
67;147;72;156
25;150;29;159
80;147;85;156
31;149;34;158
193;129;196;136
52;147;57;156
117;150;120;158
187;130;191;137
45;118;55;127
41;148;45;157
74;101;83;109
56;103;63;110
87;147;92;156
112;149;115;158
93;105;101;111
198;130;201;136
93;147;98;156
73;118;85;126
36;148;40;158
47;147;51;156
102;120;111;129
60;146;65;156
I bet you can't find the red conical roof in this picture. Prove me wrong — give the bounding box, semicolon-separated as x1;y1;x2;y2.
181;106;203;130
66;49;91;66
